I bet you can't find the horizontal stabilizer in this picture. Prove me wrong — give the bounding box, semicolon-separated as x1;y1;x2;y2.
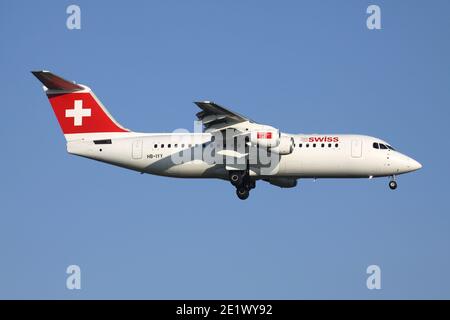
31;71;84;91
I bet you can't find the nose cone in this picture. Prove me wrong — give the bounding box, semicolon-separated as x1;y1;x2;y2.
409;158;422;171
391;153;422;174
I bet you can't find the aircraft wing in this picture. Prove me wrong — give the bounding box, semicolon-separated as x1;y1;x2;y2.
194;101;251;131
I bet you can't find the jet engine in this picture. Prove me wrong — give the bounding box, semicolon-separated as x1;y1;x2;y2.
270;135;294;155
250;129;280;148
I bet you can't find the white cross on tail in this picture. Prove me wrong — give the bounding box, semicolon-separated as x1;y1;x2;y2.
65;100;91;126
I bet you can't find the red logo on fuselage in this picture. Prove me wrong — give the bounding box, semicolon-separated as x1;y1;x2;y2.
308;136;339;143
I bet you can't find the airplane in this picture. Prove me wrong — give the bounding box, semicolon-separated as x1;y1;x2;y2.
32;71;422;200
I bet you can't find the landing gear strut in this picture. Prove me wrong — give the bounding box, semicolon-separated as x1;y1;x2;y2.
389;177;397;190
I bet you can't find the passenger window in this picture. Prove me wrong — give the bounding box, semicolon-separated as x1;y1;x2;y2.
335;143;339;148
306;144;309;148
373;142;379;149
154;144;157;148
168;144;171;148
174;144;178;148
328;143;331;148
161;144;164;148
380;144;387;149
181;144;185;148
313;143;316;148
321;143;324;148
299;143;302;148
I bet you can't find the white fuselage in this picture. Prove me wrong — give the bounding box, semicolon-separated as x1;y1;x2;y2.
66;132;421;180
32;70;421;199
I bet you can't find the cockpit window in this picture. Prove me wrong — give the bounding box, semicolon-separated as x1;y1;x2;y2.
374;141;395;151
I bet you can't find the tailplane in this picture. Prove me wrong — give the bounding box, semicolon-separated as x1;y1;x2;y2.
32;71;129;141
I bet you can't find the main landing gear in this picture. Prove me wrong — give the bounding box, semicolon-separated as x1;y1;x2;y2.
229;170;255;200
229;171;244;187
236;186;250;200
389;176;397;190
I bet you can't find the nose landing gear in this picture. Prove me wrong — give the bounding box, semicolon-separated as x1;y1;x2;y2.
389;178;397;190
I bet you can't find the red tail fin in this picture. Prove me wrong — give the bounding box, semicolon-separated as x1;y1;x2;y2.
32;71;129;139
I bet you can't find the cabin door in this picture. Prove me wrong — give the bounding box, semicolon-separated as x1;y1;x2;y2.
351;140;362;158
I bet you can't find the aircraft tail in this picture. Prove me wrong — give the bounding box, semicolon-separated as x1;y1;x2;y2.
32;71;129;141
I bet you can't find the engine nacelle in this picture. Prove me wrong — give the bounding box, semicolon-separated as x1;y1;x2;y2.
270;135;294;155
265;177;298;188
250;129;280;148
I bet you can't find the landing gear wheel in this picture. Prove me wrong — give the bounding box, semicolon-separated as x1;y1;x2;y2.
389;180;397;190
229;171;244;187
236;186;250;200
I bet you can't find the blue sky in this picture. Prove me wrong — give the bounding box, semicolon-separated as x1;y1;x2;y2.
0;0;449;299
